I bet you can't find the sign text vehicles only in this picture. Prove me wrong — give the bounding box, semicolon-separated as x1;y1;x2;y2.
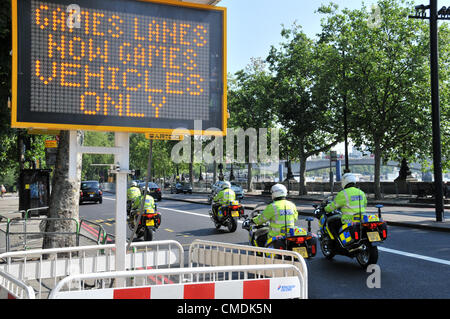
12;0;226;135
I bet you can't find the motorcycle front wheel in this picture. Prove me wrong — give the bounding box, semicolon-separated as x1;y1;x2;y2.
356;243;378;268
320;237;335;260
227;217;238;233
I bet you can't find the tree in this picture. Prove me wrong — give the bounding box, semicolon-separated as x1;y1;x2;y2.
267;24;342;195
318;0;446;198
43;131;82;251
129;133;179;182
227;58;275;191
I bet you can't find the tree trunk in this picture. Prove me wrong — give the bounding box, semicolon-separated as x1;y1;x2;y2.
247;162;253;192
373;143;382;200
43;131;82;252
298;155;308;196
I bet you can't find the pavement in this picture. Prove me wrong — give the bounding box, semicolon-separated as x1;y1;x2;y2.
2;191;450;233
0;194;21;217
162;191;450;233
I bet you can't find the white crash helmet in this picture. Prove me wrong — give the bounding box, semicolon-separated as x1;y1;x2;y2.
131;181;138;187
341;173;357;189
271;183;287;200
221;181;231;190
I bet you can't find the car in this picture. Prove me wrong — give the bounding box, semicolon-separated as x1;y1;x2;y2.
138;182;162;201
170;182;193;194
230;182;245;200
80;181;103;204
211;180;225;195
211;181;245;200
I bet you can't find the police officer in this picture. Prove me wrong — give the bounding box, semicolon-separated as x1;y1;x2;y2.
131;188;156;213
324;173;367;235
127;182;141;202
127;181;141;214
212;181;236;218
252;184;298;246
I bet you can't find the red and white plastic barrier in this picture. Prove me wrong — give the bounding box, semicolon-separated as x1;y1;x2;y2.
51;277;301;299
49;264;305;299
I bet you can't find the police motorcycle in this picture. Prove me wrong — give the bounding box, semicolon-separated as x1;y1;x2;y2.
127;195;161;242
242;205;317;259
209;199;245;233
313;199;388;268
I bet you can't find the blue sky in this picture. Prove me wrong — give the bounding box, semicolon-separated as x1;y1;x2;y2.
219;0;441;74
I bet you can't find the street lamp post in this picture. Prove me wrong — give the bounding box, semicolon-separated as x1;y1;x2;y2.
409;1;449;222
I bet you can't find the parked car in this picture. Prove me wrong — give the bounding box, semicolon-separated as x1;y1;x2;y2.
80;181;103;204
138;182;162;201
170;182;193;194
211;181;244;200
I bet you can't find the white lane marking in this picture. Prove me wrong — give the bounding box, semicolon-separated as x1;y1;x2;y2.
378;247;450;267
103;197;115;201
159;206;243;224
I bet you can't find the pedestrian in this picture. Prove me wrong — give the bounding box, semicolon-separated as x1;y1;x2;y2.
0;184;6;198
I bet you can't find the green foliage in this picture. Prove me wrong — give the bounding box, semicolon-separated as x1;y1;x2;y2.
81;131;114;181
318;0;449;167
129;134;182;180
266;23;342;163
228;58;275;130
317;0;450;196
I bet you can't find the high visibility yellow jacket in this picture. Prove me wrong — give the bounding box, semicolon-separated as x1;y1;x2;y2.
132;195;155;213
213;188;236;205
253;199;298;238
127;186;141;201
325;187;367;223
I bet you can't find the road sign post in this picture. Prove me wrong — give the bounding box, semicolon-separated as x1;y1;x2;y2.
114;132;129;287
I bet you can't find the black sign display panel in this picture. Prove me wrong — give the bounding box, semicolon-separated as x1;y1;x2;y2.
12;0;226;135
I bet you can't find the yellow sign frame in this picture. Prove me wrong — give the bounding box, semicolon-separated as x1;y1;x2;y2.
144;132;184;140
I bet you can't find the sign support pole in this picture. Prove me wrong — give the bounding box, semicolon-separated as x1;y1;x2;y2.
114;132;130;286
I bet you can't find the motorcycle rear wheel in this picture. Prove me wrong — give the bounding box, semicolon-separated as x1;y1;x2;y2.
227;217;238;232
144;227;153;241
356;244;378;268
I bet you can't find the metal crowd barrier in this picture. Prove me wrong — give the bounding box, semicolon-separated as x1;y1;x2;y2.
79;219;110;245
0;269;35;299
0;206;113;252
0;240;183;299
0;240;308;299
0;215;80;252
